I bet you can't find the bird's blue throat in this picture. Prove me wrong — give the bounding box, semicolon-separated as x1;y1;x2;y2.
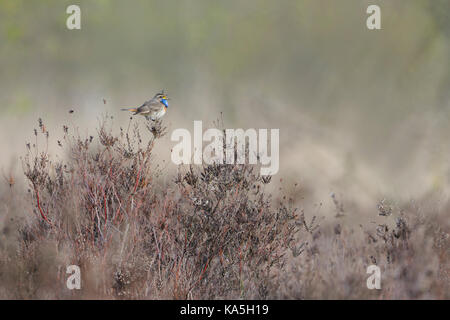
161;98;169;108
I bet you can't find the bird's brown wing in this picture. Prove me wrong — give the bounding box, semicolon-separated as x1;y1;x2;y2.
135;104;151;115
144;99;163;113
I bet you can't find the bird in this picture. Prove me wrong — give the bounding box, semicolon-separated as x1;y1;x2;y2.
121;91;169;121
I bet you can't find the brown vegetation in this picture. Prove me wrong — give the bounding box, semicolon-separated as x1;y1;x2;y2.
0;117;448;299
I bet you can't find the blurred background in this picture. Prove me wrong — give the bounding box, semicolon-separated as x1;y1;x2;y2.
1;0;449;215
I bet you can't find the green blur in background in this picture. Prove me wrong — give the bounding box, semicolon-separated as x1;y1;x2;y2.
1;0;448;116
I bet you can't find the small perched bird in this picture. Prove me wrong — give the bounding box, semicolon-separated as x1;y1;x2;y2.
121;91;169;121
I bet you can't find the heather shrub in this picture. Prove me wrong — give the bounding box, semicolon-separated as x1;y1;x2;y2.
0;116;447;299
10;116;301;299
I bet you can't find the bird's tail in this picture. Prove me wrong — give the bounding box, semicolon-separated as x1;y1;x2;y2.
121;107;138;112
